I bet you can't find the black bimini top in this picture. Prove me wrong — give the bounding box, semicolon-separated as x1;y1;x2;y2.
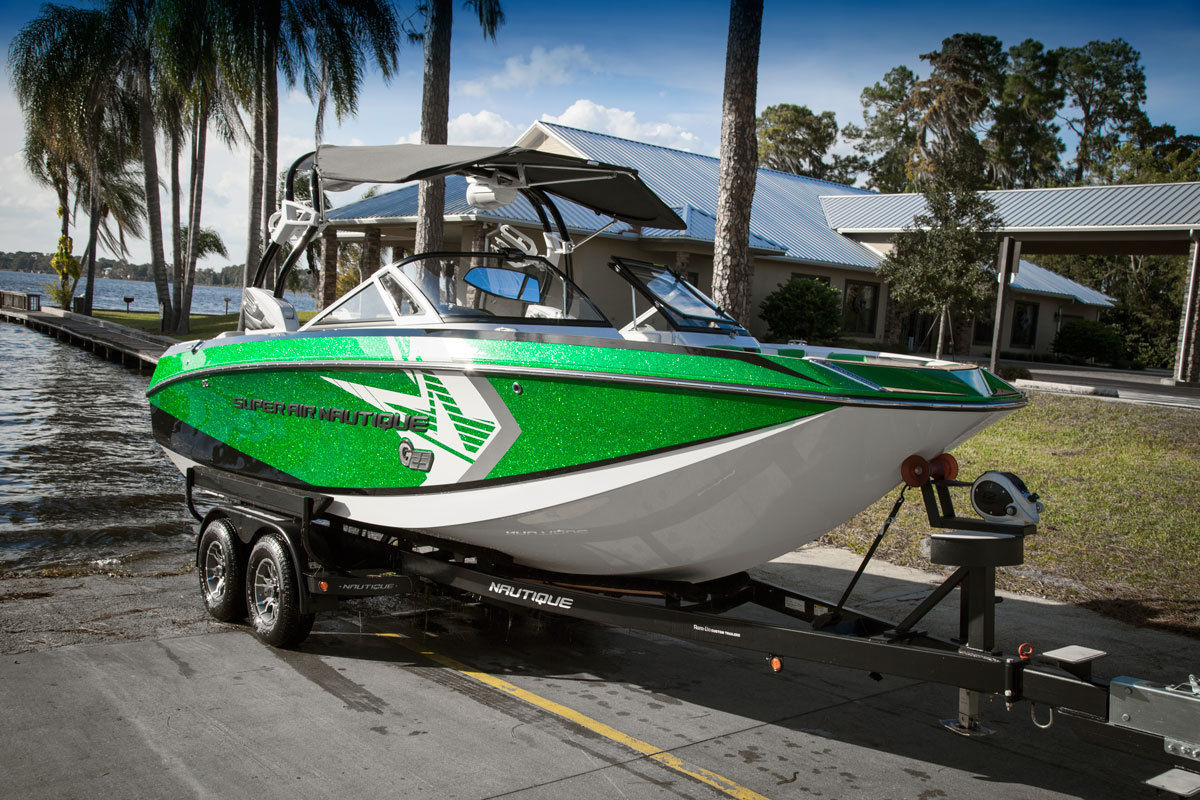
303;143;686;231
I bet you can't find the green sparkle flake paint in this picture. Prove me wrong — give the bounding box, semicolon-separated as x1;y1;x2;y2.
483;376;834;479
147;330;1018;490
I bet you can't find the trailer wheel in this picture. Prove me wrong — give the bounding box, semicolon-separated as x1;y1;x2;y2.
246;535;314;648
198;519;245;622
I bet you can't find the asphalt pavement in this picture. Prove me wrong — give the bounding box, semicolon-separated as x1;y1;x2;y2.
1007;362;1200;409
3;545;1197;800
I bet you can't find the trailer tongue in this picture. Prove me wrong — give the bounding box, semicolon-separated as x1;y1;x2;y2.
185;460;1200;797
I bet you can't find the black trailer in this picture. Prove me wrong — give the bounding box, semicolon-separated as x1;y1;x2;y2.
183;463;1200;797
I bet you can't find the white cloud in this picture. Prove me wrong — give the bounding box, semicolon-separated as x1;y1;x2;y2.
447;110;521;145
394;110;522;147
542;100;703;152
0;149;63;260
460;45;592;96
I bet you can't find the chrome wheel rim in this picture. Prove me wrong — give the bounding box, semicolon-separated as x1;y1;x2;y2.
203;541;226;602
252;558;280;626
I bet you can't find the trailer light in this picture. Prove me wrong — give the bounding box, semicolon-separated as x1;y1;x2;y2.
319;581;329;592
768;655;783;673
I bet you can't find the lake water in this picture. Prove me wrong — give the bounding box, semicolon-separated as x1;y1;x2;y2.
0;270;315;315
0;272;317;572
0;318;193;571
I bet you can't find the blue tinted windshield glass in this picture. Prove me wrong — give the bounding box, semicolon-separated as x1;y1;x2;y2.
464;267;541;302
398;255;607;324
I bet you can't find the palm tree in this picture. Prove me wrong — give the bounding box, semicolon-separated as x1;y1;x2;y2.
9;5;96;253
73;157;146;272
10;3;143;315
156;0;248;332
84;0;176;330
76;128;146;314
228;1;400;294
413;0;504;254
710;0;762;323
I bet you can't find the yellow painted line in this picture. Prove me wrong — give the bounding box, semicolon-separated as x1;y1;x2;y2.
377;632;770;800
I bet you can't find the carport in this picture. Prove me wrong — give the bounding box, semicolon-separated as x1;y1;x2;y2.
821;182;1200;384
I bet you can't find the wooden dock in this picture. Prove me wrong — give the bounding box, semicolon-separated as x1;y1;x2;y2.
0;304;174;369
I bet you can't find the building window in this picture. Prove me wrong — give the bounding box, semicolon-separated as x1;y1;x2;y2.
842;280;879;336
973;315;993;346
791;272;831;285
1010;301;1039;349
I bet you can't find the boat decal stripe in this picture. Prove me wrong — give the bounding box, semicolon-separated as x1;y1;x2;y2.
150;409;832;497
147;360;1026;413
375;632;771;800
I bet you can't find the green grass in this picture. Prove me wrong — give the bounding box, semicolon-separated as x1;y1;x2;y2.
94;309;316;340
822;392;1200;636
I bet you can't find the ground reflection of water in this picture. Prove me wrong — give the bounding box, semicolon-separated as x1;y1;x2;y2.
0;322;192;571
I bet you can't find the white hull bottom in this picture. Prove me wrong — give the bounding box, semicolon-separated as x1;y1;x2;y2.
169;404;1010;582
169;407;1008;582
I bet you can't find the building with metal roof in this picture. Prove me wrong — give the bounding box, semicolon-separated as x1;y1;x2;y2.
324;121;1138;359
821;182;1200;254
820;181;1200;381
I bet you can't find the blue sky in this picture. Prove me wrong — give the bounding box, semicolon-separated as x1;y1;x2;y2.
1;0;1196;267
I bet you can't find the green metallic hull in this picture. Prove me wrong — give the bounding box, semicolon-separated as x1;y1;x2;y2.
148;329;1017;492
147;329;1022;579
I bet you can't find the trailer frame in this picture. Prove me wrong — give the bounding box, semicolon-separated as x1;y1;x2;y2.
183;464;1200;796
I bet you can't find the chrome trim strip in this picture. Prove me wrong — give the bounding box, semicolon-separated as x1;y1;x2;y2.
148;358;1027;412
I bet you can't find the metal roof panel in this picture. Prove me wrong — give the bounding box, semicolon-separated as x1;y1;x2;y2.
542;122;882;268
823;182;1200;232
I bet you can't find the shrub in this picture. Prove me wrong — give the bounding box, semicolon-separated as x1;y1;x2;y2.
48;233;81;309
758;277;842;342
1052;319;1124;364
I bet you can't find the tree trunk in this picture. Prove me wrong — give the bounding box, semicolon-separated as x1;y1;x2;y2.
81;195;101;315
415;0;452;255
241;67;265;331
710;0;763;324
170;127;184;324
243;36;265;294
58;187;70;240
321;227;338;309
262;31;279;290
139;65;173;332
179;98;210;333
935;306;948;359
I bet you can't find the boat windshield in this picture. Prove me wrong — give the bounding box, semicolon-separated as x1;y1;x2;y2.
399;253;610;326
610;257;748;334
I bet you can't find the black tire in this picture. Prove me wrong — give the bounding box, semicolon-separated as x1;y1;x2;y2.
245;534;314;648
197;519;246;622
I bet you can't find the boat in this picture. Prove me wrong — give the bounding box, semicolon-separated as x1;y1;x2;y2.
146;144;1025;582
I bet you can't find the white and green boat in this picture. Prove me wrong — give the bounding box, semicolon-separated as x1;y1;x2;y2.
147;145;1024;582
